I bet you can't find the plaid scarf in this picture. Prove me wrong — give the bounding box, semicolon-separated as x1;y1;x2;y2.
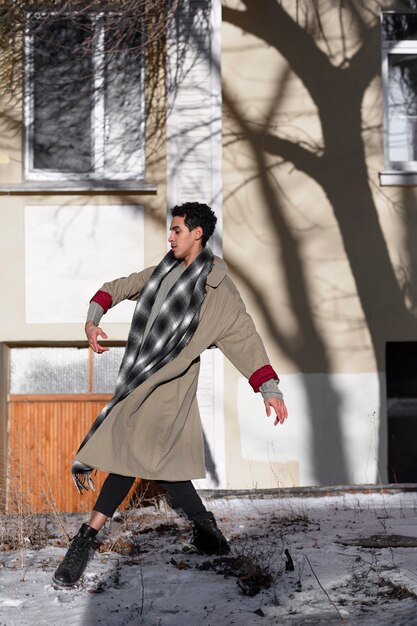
72;246;214;494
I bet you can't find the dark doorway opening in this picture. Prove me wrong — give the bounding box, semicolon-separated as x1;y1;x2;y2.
386;342;417;483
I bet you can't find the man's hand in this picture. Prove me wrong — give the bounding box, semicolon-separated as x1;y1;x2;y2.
85;322;109;354
264;397;288;426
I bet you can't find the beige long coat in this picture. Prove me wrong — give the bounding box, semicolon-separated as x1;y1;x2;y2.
76;256;270;480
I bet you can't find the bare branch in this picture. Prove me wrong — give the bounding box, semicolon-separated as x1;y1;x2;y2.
347;21;381;89
0;0;180;156
261;132;322;179
0;0;179;99
222;1;336;107
304;554;345;622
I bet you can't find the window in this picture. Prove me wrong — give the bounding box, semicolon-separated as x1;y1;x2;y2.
9;345;125;395
24;13;145;181
380;12;417;184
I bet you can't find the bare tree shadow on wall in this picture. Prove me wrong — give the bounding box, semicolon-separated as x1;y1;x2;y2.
220;0;417;483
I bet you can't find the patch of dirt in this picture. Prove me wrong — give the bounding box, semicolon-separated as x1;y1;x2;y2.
337;534;417;548
377;578;415;600
97;522;179;555
136;522;179;535
196;554;272;596
0;514;51;551
98;537;141;555
170;557;191;570
334;567;416;615
270;514;310;530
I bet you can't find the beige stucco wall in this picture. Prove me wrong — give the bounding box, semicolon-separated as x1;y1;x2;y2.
0;92;167;343
0;197;166;342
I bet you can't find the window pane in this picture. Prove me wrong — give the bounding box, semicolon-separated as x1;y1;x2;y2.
382;14;417;41
103;23;144;175
31;17;93;172
388;53;417;164
10;347;89;394
92;347;125;393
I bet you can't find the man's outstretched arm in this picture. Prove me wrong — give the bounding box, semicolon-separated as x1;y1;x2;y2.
84;267;154;354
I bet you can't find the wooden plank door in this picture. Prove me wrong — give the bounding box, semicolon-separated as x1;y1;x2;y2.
7;396;110;513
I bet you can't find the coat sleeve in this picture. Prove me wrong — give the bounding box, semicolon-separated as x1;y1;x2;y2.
214;277;278;389
90;266;155;312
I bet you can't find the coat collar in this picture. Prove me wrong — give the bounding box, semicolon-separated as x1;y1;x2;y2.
206;255;228;288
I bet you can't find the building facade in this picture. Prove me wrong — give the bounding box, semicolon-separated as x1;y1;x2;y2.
1;0;416;512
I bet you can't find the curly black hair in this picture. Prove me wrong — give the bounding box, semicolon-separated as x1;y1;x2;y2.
170;202;217;246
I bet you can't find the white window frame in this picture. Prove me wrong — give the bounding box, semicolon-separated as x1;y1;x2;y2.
380;11;417;185
24;12;146;182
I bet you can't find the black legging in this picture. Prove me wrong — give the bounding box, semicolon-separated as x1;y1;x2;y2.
94;473;208;524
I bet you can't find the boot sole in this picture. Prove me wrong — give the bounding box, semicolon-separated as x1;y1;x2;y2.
192;543;231;556
52;574;83;590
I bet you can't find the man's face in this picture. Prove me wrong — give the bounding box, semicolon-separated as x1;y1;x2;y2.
168;215;203;265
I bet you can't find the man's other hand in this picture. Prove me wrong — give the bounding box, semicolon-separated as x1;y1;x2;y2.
85;323;109;353
264;397;288;426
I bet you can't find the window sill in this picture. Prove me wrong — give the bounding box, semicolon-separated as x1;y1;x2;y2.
0;180;158;195
379;171;417;186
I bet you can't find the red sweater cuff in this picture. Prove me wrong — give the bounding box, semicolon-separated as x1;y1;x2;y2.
90;290;113;313
249;365;279;393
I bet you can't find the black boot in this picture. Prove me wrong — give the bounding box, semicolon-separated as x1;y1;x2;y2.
192;512;230;555
53;524;97;588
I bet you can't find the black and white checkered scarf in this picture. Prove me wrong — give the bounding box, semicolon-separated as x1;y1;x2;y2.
72;246;214;494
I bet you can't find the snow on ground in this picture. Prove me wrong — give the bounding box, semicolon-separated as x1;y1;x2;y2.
2;489;417;625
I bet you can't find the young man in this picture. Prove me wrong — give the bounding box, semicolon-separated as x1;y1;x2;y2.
53;202;288;588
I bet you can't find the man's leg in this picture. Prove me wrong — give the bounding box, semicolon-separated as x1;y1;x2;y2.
53;474;135;588
157;480;230;555
92;473;136;520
